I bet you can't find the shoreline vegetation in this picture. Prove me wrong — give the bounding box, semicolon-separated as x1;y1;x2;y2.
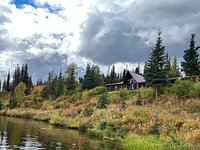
0;83;200;150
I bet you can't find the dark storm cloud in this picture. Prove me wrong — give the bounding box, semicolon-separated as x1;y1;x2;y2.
0;32;68;82
78;11;148;65
16;33;68;82
25;52;68;82
77;0;200;65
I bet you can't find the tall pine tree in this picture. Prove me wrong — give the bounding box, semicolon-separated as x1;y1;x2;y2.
65;63;77;91
55;70;64;97
6;70;10;92
135;63;140;74
82;63;102;90
181;34;200;76
144;31;169;87
110;64;117;83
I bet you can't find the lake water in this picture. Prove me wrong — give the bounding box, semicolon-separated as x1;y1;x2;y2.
0;116;122;150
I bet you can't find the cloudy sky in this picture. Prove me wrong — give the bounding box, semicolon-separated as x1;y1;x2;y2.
0;0;200;82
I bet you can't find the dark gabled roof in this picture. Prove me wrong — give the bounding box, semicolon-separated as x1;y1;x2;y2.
128;71;145;83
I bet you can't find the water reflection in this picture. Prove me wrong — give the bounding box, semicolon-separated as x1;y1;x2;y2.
0;117;122;150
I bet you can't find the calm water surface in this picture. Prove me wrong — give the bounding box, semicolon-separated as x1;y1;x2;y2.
0;116;122;150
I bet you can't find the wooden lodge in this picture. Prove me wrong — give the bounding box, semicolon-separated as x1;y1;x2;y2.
169;75;200;84
105;82;125;91
106;70;200;91
105;71;145;91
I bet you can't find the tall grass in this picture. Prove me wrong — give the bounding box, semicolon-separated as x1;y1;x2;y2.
123;134;189;150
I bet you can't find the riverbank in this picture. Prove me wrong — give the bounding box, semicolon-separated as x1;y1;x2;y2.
1;86;200;150
0;116;121;149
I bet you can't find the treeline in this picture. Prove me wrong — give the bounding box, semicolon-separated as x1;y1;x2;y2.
39;63;128;100
0;64;33;108
0;62;130;108
144;32;200;88
2;64;33;94
0;32;200;109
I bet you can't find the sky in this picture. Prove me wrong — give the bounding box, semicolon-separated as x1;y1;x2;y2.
1;0;200;82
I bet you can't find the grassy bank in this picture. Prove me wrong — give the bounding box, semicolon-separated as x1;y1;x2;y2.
1;85;200;149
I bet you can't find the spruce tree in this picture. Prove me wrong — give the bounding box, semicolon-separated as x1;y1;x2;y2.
82;64;103;90
20;64;25;83
2;80;6;91
181;34;200;76
9;94;17;109
65;63;77;91
122;69;127;81
55;70;64;97
135;63;140;74
82;63;91;90
91;65;101;88
6;70;10;92
110;64;117;83
170;56;180;78
47;70;56;99
26;75;33;95
165;54;171;78
12;65;21;93
144;31;169;87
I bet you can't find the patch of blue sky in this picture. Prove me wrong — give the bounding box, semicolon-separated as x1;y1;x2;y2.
11;0;63;14
11;0;37;8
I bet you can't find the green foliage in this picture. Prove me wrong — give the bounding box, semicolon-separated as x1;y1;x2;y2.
82;63;102;90
41;101;53;110
0;97;2;110
148;118;161;135
181;34;200;76
50;114;67;126
31;103;42;109
14;82;26;106
165;54;171;78
119;88;129;98
65;63;77;91
123;134;189;150
173;80;194;98
33;114;50;122
189;82;200;98
89;86;107;96
55;77;64;98
97;94;109;109
139;88;155;100
41;85;49;99
170;56;180;78
99;121;107;130
84;104;94;116
144;32;169;88
82;86;107;98
89;119;120;139
12;64;32;95
9;95;17;108
5;70;11;92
